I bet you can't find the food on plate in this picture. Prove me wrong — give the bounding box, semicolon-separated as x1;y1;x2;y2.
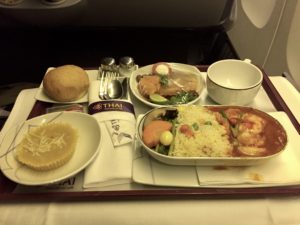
16;122;78;170
43;65;89;102
152;62;172;75
149;93;169;104
142;120;173;148
136;62;200;105
140;105;287;158
159;130;174;146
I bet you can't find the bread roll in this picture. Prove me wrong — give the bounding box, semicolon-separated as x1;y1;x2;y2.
43;65;89;102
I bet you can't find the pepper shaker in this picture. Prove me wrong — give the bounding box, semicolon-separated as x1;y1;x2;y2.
119;56;136;77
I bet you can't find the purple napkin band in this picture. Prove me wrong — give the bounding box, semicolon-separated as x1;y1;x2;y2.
88;100;135;115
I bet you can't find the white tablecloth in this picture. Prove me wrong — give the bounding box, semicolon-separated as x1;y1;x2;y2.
0;76;299;225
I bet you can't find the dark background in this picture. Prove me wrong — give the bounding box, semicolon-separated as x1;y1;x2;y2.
0;27;238;128
0;27;238;85
0;0;239;128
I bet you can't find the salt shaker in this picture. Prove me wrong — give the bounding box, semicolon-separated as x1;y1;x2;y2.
100;57;117;71
119;56;136;77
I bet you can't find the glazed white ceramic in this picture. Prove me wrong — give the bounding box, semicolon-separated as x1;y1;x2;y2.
206;59;263;105
130;63;205;108
0;111;101;185
136;106;286;167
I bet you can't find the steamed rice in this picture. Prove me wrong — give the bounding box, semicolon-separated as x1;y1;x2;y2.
169;105;233;157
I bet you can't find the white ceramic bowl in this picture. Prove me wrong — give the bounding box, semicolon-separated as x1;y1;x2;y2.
137;106;287;166
130;63;205;107
206;59;263;105
0;111;101;185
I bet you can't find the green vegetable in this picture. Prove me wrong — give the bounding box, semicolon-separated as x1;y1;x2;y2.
230;124;239;137
169;91;198;104
161;110;178;121
204;121;212;125
159;75;169;86
155;144;169;155
171;119;178;134
192;123;199;130
220;110;227;119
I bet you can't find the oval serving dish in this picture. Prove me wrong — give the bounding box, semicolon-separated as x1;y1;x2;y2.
137;105;288;166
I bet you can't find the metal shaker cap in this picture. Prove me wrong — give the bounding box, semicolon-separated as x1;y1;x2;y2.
101;57;116;71
119;56;135;69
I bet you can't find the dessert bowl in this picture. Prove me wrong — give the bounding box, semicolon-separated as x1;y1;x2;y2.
0;111;101;185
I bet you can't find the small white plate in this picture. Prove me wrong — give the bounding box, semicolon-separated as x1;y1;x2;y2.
34;68;98;104
129;63;205;108
0;111;101;186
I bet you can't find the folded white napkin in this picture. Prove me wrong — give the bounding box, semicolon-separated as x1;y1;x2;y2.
133;112;300;188
196;112;300;186
83;80;136;188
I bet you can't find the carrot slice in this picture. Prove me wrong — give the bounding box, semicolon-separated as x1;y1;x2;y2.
142;120;172;148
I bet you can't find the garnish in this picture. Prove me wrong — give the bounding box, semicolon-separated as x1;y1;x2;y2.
192;123;199;130
149;94;169;104
155;144;169;155
159;75;169;86
169;91;198;104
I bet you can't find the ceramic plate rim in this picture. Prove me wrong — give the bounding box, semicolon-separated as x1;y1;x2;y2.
137;107;288;166
129;63;205;108
0;111;101;186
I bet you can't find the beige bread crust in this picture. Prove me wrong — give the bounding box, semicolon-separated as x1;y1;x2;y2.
43;65;89;102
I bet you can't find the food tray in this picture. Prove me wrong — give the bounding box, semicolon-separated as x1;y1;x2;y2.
0;65;300;201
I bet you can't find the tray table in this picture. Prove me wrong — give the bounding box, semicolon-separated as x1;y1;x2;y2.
0;65;299;201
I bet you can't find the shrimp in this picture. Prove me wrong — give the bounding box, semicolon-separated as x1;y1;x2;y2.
239;113;266;134
238;146;267;156
237;131;265;146
236;113;266;147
